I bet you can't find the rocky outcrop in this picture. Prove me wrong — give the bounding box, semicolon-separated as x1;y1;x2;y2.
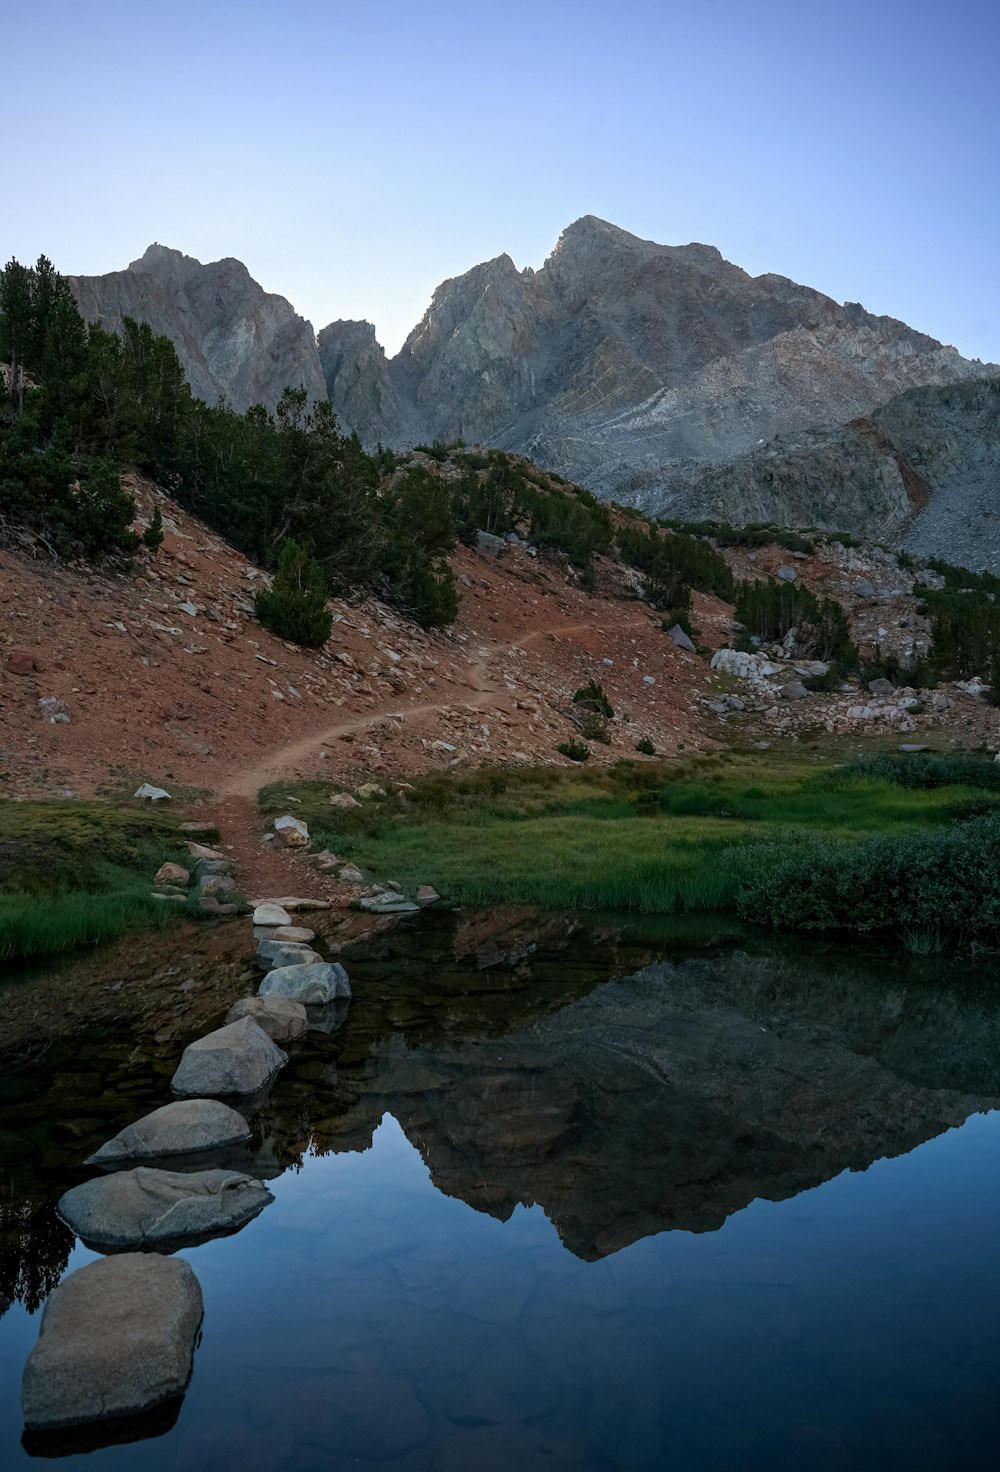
321;216;993;502
70;245;326;414
646;375;1000;570
317;320;409;444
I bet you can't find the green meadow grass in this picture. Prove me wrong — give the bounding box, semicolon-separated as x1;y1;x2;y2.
260;752;1000;932
0;799;192;959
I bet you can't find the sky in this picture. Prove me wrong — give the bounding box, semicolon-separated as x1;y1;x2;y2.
5;0;999;359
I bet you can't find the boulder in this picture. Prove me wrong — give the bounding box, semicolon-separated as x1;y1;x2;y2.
58;1167;273;1250
900;743;930;753
8;649;36;676
274;814;309;847
356;894;420;914
200;873;237;897
194;857;232;879
171;1016;287;1098
475;529;505;558
417;885;440;907
330;792;361;808
780;681;809;700
273;924;315;942
339;864;365;883
665;624;696;653
868;677;896;696
226;995;308;1042
253;903;292;927
186;840;226;859
355;782;387;799
776;566;797;582
257;937;317;964
259;961;351;1005
258;944;323;971
134;783;171;802
153;862;189;888
85;1100;251;1165
21;1254;203;1429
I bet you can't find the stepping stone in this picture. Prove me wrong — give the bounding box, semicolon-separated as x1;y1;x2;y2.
253;903;292;927
22;1254;203;1429
85;1099;251;1165
226;995;308;1043
256;939;321;970
273;924;315;942
171;1016;287;1098
58;1168;273;1250
259;961;351;1005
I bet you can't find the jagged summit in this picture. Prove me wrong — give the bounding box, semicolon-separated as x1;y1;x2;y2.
69;220;996;557
71;246;326;413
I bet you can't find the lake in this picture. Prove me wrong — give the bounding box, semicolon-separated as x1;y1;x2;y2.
2;912;1000;1469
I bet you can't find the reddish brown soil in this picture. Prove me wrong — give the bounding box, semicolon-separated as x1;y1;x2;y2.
0;480;717;896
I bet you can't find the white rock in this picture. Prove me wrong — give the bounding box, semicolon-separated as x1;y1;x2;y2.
253;903;292;927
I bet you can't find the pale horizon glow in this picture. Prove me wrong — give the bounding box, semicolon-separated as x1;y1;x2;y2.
5;0;999;362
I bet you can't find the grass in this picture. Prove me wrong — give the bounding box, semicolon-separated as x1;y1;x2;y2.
259;750;1000;939
0;798;192;959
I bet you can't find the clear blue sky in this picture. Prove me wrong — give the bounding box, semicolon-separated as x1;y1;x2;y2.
6;0;998;359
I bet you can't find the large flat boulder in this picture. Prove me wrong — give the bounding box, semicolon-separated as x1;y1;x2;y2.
226;995;308;1043
58;1168;272;1250
258;961;351;1005
22;1254;203;1429
85;1099;251;1165
171;1016;287;1098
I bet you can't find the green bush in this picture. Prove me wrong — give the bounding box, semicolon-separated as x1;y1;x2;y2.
832;752;1000;792
635;737;656;756
254;539;333;648
731;815;1000;939
573;680;614;719
558;738;590;762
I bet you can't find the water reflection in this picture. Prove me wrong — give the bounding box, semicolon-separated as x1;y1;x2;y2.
4;917;1000;1466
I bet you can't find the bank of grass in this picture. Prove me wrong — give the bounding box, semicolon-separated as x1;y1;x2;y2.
260;750;1000;943
0;799;191;959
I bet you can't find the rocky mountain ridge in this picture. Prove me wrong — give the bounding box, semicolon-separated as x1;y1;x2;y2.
70;244;327;414
67;223;996;562
636;375;1000;571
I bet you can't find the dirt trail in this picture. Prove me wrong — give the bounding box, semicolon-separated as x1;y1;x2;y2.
219;621;594;800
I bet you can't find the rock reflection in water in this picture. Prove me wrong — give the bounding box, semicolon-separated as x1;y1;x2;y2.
4;916;1000;1469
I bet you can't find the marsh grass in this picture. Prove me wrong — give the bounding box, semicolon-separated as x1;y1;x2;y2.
261;753;1000;930
0;799;189;958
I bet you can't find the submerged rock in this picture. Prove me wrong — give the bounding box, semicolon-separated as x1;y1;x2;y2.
58;1168;273;1250
21;1254;203;1429
259;961;352;1005
226;995;308;1043
171;1016;287;1098
85;1100;251;1165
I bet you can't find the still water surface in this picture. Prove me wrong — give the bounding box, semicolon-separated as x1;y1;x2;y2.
2;916;1000;1469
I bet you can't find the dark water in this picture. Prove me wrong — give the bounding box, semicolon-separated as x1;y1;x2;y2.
3;914;1000;1469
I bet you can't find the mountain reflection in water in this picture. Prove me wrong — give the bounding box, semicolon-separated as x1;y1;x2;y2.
3;915;1000;1468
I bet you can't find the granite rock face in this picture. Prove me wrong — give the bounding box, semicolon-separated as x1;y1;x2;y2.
321;216;994;501
647;375;1000;570
70;244;326;414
